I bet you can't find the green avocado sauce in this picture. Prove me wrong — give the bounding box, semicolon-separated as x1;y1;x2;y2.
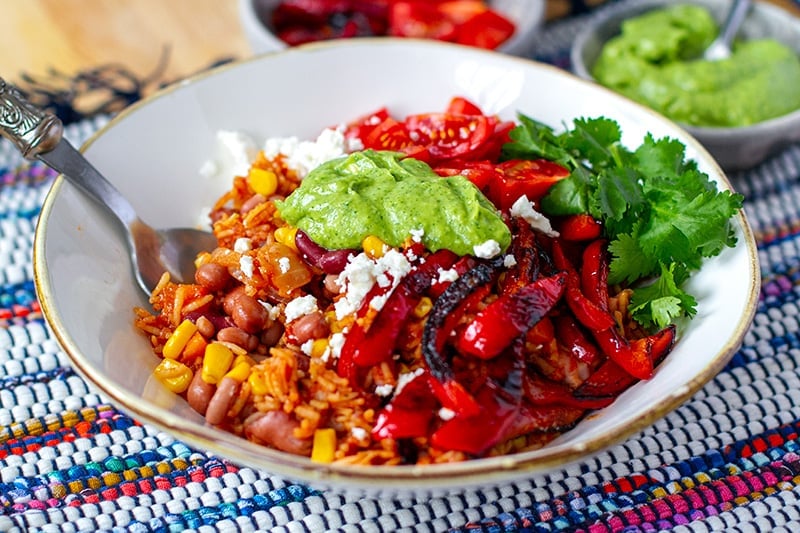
276;150;511;256
592;4;800;127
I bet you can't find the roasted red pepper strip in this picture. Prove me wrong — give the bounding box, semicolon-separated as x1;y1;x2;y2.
522;372;614;409
554;315;603;368
372;370;438;440
580;238;609;310
456;272;567;359
553;239;653;380
422;258;503;416
551;240;616;331
339;249;458;373
574;324;676;398
431;346;525;455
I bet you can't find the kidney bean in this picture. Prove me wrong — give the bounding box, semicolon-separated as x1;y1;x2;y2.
261;321;284;347
187;371;215;416
240;193;266;215
195;263;232;292
294;229;326;263
243;411;312;455
217;326;251;348
287;311;329;345
205;377;239;426
317;249;353;275
195;315;216;338
231;294;269;333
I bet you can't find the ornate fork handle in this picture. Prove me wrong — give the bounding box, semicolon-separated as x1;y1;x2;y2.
0;77;63;158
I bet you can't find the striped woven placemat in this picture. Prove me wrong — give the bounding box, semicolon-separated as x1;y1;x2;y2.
4;6;800;532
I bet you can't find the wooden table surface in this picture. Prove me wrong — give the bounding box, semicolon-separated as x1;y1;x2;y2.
2;0;799;96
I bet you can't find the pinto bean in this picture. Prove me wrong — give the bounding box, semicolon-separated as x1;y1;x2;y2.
323;274;342;295
261;321;284;347
217;326;251;348
205;377;239;426
231;294;269;333
240;193;266;215
195;262;232;292
243;411;312;456
288;311;329;345
187;371;215;416
223;287;247;316
195;315;216;338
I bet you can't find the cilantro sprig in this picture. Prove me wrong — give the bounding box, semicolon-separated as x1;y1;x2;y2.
502;114;743;329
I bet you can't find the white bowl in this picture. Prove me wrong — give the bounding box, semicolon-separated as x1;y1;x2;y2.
238;0;546;57
34;39;759;494
571;0;800;171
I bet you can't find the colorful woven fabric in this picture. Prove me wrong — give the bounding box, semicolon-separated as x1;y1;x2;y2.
4;5;800;532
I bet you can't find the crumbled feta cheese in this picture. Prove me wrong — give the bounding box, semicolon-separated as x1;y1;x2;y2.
394;367;425;397
300;339;314;356
504;254;517;268
323;331;346;362
374;383;394;397
436;267;459;284
284;295;319;323
278;256;291;274
438;407;456;421
410;228;425;243
510;195;559;237
217;130;258;177
239;256;254;278
259;300;281;321
351;427;368;440
262;127;360;178
473;239;502;259
234;237;252;253
334;249;412;319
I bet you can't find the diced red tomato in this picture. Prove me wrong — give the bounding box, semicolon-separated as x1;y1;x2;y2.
456;10;516;49
404;112;493;163
362;117;414;151
558;214;603;241
434;160;498;190
445;96;485;116
343;107;392;142
485;159;571;212
389;2;458;41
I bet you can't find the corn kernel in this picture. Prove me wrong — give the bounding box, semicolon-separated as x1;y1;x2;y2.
153;358;193;394
310;339;329;359
413;296;433;318
274;226;298;251
362;235;387;259
225;361;252;383
247;369;269;396
247;167;278;196
162;319;198;360
201;342;234;384
310;428;337;463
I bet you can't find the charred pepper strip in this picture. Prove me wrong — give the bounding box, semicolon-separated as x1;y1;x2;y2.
338;249;458;374
552;240;653;380
455;272;567;359
431;340;526;455
422;257;503;415
574;324;676;398
551;240;616;331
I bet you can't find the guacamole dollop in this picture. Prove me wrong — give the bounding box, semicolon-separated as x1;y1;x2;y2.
592;4;800;127
277;150;511;256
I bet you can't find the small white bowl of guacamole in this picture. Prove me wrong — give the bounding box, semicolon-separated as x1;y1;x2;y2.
571;0;800;170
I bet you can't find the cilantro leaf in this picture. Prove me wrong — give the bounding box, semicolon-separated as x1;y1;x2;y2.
629;264;697;329
503;113;743;329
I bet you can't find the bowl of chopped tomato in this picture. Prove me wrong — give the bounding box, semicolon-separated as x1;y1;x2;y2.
34;38;759;494
238;0;546;57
